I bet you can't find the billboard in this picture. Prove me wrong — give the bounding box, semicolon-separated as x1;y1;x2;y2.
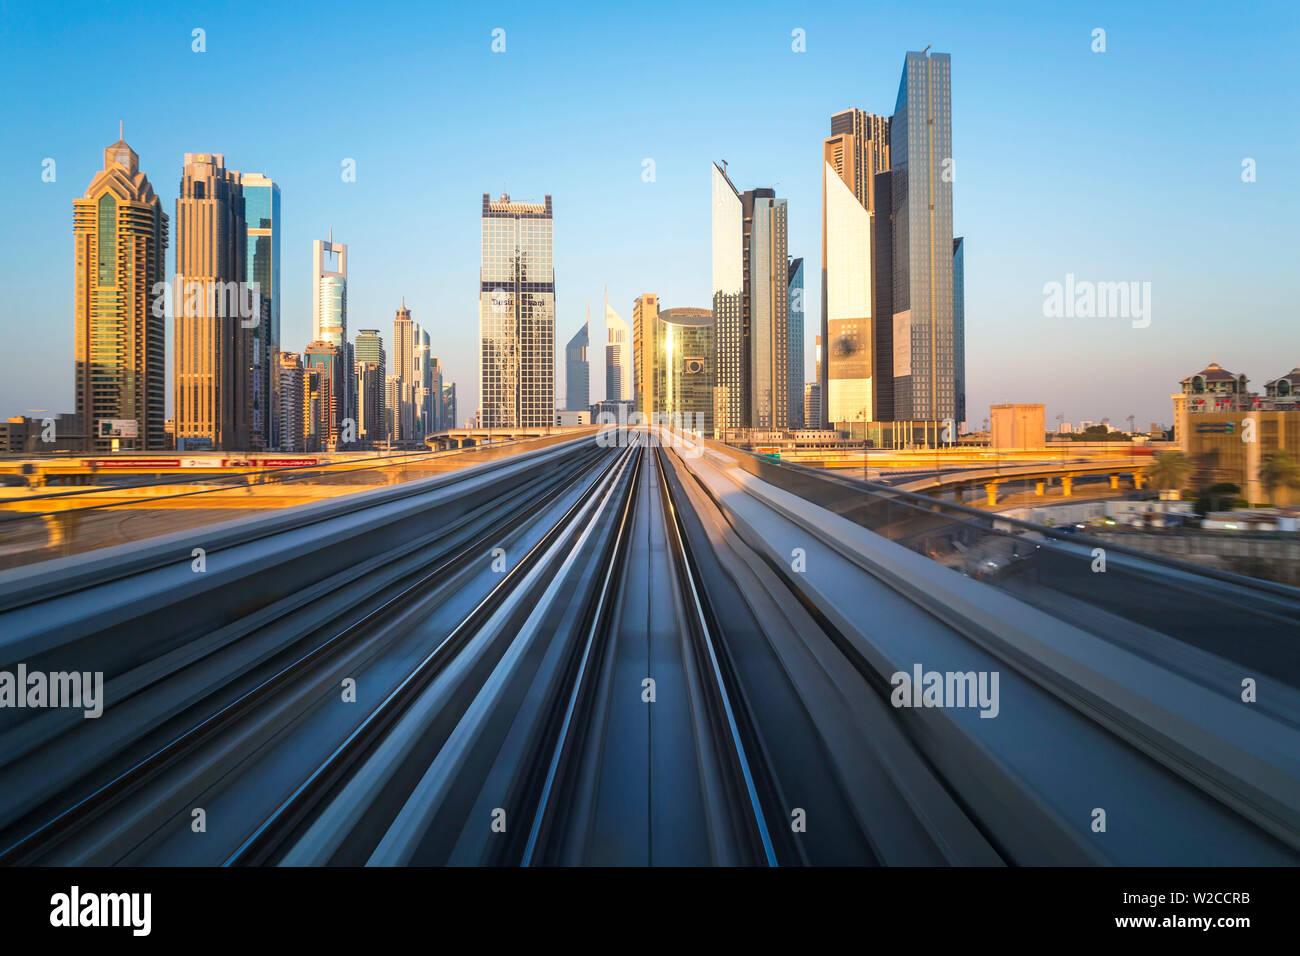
98;419;138;438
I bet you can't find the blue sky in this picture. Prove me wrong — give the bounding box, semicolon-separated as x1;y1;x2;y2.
1;0;1296;428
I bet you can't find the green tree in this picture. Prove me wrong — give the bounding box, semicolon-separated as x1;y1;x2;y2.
1259;450;1300;505
1146;450;1190;493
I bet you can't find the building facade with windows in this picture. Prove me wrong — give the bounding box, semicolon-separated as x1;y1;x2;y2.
73;133;168;451
175;152;251;451
479;193;555;427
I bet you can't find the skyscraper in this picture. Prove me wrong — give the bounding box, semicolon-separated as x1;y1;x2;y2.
393;300;414;385
356;362;383;445
174;152;251;451
429;353;444;432
712;163;744;435
605;295;632;404
391;301;415;442
442;381;457;431
711;163;789;434
565;308;590;413
804;382;824;432
303;340;344;449
354;328;386;444
73;130;168;451
953;236;966;427
244;173;280;449
787;257;805;428
892;50;961;430
313;234;349;438
813;334;825;427
652;307;715;435
479;193;555;427
823;109;890;432
414;325;432;438
632;294;657;416
277;351;304;452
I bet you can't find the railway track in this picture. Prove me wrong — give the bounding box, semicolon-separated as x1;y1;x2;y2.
0;428;1296;866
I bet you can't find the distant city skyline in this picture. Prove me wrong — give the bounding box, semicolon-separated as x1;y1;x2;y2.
3;1;1296;429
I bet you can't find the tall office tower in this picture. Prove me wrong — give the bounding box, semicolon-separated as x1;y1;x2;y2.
710;163;789;434
391;301;414;441
244;173;280;449
605;296;632;404
442;382;457;431
823;109;890;433
564;308;590;412
277;351;304;452
312;233;350;434
356;361;383;445
73;130;168;452
787;258;805;427
413;326;432;439
420;326;433;436
354;328;386;418
303;340;344;449
804;382;823;432
175;152;251;451
653;307;715;435
632;293;658;415
302;366;324;452
384;375;400;443
393;300;414;384
712;164;744;434
953;236;966;427
813;334;824;427
430;355;444;432
892;49;959;430
479;193;555;427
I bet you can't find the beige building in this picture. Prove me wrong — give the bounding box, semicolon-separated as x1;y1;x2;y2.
1174;362;1300;503
990;403;1046;450
174;153;252;450
277;352;305;452
73;132;168;451
632;293;658;416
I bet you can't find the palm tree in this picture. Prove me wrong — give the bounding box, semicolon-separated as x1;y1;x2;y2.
1146;450;1191;494
1259;451;1300;505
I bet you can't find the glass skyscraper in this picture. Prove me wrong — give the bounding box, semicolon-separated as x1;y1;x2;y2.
565;312;589;412
479;193;555;427
710;163;789;434
312;234;349;439
605;299;631;403
787;257;804;427
891;49;961;426
654;307;714;436
243;173;280;449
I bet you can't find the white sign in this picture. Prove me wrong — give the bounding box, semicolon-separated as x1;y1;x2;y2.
98;419;138;438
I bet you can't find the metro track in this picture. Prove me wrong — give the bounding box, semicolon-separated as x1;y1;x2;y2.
1;428;1296;866
0;438;620;864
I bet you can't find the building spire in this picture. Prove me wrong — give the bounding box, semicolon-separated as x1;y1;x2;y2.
401;296;406;310
119;120;124;140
